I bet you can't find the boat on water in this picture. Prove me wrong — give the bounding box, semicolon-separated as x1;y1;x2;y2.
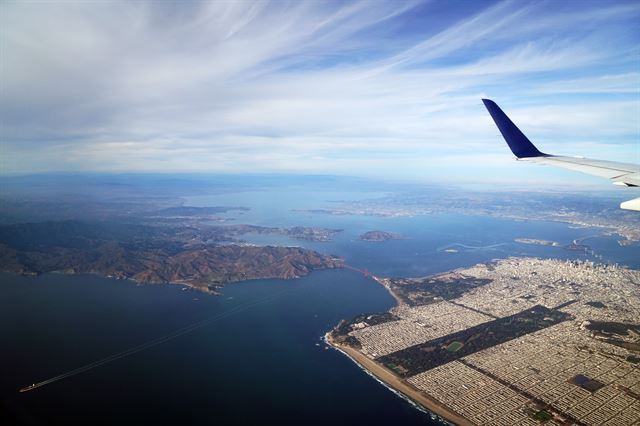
19;384;37;393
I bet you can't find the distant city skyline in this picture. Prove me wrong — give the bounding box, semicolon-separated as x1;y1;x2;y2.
1;0;638;185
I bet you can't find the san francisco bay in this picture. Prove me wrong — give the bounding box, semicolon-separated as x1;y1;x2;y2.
2;187;637;425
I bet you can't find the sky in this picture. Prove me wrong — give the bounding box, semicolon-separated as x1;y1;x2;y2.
1;0;639;186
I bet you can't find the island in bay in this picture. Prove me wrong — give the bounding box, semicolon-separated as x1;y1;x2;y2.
359;230;403;242
514;238;559;247
328;258;640;426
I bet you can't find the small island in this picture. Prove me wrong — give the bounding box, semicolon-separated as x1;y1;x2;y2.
514;238;559;246
359;230;402;242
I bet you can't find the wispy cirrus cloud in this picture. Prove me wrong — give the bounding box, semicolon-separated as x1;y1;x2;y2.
1;0;638;184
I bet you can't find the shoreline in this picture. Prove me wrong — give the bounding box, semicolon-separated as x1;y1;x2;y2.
0;260;344;295
371;276;404;307
325;332;473;426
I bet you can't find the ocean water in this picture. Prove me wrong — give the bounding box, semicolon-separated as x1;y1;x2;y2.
1;270;434;425
2;188;638;425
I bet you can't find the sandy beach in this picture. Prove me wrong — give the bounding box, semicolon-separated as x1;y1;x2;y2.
326;333;474;426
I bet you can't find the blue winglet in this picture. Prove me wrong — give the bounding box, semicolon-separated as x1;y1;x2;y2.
482;99;548;158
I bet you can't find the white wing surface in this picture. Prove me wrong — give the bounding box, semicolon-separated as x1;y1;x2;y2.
482;99;640;211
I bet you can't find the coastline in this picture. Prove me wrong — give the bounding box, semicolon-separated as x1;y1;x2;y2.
325;332;472;426
371;276;404;307
0;253;343;295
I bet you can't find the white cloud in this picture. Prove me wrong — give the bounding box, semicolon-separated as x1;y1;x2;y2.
0;0;638;184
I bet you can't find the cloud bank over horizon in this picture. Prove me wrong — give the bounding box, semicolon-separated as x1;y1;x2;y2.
1;0;638;185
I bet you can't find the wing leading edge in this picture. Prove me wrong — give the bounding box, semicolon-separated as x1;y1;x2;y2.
482;99;640;212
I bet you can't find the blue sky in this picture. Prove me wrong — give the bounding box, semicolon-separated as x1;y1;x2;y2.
1;0;639;186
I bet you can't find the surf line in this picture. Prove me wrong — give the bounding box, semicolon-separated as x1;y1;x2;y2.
19;287;293;393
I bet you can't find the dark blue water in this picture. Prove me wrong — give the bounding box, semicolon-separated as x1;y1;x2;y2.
2;188;638;425
1;270;434;425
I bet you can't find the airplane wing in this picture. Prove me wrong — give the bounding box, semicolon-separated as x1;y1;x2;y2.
482;98;640;212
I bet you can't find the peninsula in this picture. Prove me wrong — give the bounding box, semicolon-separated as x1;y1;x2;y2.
0;220;343;292
328;258;640;425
